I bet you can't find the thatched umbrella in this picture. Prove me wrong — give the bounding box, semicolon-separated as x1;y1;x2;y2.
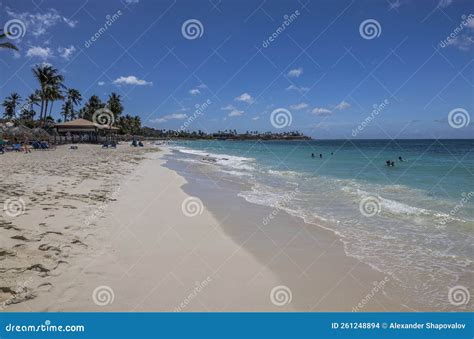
31;128;51;140
2;125;33;141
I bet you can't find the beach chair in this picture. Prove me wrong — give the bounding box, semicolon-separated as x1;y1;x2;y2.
102;142;109;149
32;141;42;150
12;144;21;152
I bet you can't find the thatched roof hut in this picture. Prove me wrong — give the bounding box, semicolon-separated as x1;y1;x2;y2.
1;125;33;140
31;128;51;140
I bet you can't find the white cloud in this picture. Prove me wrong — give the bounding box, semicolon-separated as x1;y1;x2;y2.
98;81;105;86
151;113;187;123
228;110;244;117
234;92;254;104
125;0;140;3
189;88;201;96
290;102;308;110
335;101;351;110
288;68;303;78
252;116;260;120
446;35;474;51
312;108;332;116
6;8;77;37
197;83;207;89
222;105;244;117
26;46;53;60
286;84;310;93
113;75;152;86
57;45;76;60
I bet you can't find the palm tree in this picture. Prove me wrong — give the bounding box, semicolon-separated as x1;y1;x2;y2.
19;93;40;120
26;93;40;119
46;85;64;119
66;88;82;121
107;92;123;120
32;64;65;123
2;92;21;120
0;29;19;51
79;95;104;121
61;101;72;122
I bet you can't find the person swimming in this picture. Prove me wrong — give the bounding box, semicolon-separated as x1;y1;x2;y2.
391;161;395;167
311;153;315;158
386;160;391;166
398;156;404;161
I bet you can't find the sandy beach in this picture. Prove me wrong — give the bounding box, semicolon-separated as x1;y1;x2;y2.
0;144;414;312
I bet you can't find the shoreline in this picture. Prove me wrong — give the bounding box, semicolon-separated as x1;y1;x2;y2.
163;149;412;312
0;144;438;311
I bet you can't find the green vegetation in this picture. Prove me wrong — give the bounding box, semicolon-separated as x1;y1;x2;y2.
2;64;143;134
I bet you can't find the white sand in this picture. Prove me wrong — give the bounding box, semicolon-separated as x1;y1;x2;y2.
2;147;286;311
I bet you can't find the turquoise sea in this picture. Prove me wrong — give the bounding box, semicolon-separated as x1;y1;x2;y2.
165;139;474;310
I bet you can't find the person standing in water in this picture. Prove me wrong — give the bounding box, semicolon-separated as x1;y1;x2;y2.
319;154;322;158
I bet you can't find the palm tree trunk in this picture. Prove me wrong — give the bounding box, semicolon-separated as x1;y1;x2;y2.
43;100;49;124
49;101;54;118
39;99;44;122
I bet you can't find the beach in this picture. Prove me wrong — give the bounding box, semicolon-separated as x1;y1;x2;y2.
0;144;413;312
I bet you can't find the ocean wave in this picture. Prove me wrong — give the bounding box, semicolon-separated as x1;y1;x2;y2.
267;169;303;178
176;147;256;171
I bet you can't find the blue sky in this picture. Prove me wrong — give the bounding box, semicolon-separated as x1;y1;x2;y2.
1;0;473;138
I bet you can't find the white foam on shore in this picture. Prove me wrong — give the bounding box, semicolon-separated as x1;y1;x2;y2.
174;147;256;171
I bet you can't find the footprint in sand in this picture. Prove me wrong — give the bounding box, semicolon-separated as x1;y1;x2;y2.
11;235;41;242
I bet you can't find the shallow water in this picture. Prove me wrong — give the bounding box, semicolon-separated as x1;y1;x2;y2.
163;139;474;311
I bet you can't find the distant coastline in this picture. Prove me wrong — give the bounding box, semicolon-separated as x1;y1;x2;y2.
141;128;311;141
